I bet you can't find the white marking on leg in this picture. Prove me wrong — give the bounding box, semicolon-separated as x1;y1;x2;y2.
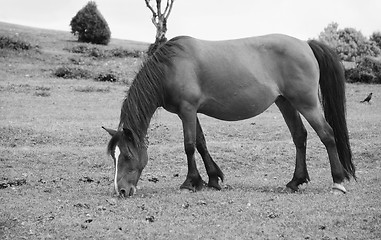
114;146;121;195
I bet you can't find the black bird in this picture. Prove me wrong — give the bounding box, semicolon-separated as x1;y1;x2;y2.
360;93;372;103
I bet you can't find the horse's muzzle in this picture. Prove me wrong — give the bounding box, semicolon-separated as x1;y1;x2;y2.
117;185;136;198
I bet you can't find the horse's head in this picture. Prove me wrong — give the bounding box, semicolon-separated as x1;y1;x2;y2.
103;127;148;197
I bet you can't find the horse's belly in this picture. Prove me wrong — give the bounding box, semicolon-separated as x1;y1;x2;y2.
198;93;275;121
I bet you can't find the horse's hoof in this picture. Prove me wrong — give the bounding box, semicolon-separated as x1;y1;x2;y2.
285;182;299;192
179;187;194;194
331;183;347;194
180;179;206;192
208;179;222;190
208;184;222;191
180;184;196;192
284;187;297;193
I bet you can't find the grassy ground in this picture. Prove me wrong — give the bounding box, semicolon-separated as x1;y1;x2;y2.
1;22;380;239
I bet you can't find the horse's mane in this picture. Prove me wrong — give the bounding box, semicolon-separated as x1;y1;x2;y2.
118;36;188;146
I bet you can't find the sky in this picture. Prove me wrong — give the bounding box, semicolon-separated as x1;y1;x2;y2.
1;0;380;43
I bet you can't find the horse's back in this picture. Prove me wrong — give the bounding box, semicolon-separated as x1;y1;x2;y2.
193;34;318;85
165;34;319;120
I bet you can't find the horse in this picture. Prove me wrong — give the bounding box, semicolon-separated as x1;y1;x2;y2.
103;34;356;197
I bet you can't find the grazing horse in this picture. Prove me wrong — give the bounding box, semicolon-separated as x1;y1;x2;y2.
103;34;355;197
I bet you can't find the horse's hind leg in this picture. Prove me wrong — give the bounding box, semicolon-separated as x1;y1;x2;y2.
196;117;224;190
275;96;309;191
298;105;347;193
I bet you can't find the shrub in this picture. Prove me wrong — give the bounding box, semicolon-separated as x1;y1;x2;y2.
70;1;111;45
54;66;92;79
74;86;110;93
65;44;107;57
68;57;86;65
65;45;143;58
34;91;51;97
95;72;118;82
0;35;36;51
345;57;381;84
35;86;51;91
34;86;51;97
109;48;143;58
88;47;107;58
68;45;93;54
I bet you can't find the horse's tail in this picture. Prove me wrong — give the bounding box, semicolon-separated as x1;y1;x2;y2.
308;40;356;180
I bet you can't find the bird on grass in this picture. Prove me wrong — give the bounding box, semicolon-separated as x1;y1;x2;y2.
360;93;372;103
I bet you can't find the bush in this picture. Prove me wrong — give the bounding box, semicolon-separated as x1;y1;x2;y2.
88;47;107;58
68;44;93;54
34;91;51;97
0;35;36;51
70;1;111;45
65;44;107;57
109;48;143;58
74;86;110;93
65;45;143;58
54;66;92;79
95;72;118;82
345;57;381;84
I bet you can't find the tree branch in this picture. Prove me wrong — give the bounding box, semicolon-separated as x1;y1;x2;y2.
145;0;159;26
144;0;157;17
156;0;162;16
163;0;170;16
163;0;174;19
144;0;175;45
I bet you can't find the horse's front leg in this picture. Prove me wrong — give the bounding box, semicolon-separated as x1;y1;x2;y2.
196;117;224;190
179;107;205;191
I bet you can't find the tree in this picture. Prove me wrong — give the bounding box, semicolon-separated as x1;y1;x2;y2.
144;0;175;55
70;1;111;45
318;22;380;61
318;22;340;49
337;28;380;61
370;32;381;50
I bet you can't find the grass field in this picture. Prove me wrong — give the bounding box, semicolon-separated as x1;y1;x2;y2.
1;22;380;239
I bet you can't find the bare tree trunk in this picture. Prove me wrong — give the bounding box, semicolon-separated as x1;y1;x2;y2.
144;0;174;55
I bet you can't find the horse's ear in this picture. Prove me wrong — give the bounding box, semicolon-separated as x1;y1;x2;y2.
102;126;117;136
123;127;135;144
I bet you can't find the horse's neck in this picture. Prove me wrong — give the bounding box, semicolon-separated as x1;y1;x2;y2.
120;63;165;144
135;105;158;139
120;98;159;145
